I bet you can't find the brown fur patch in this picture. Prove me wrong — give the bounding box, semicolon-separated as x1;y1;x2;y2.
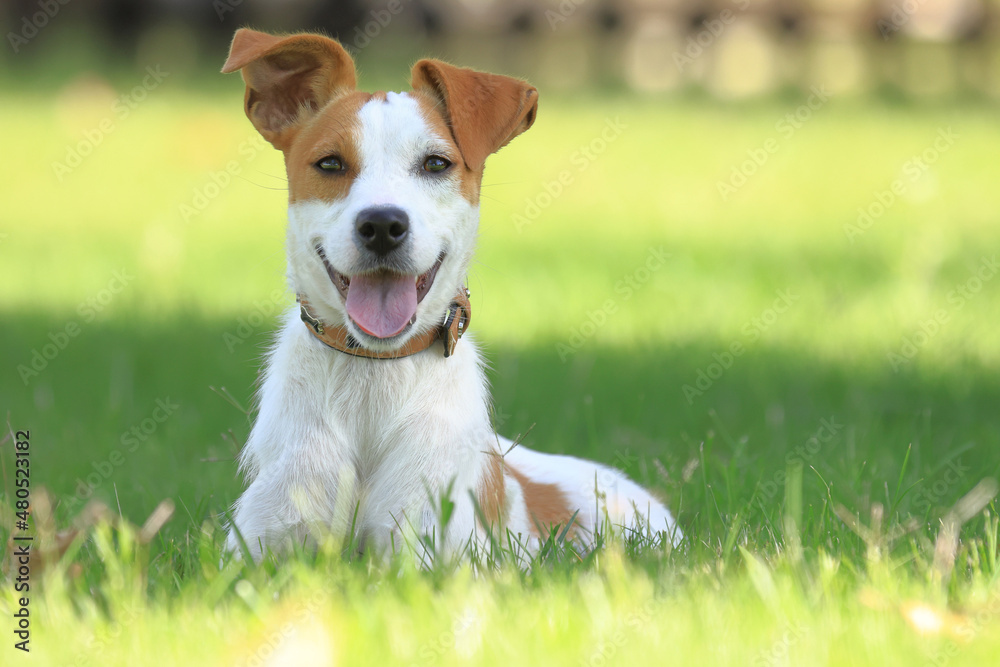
410;60;537;173
477;453;507;529
411;91;482;205
508;466;574;537
223;29;357;151
285;91;372;203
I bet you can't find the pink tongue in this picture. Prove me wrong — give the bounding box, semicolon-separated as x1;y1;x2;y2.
345;272;418;339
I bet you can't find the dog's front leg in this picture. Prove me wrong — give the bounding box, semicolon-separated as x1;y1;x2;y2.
225;458;361;561
225;315;356;560
225;470;306;560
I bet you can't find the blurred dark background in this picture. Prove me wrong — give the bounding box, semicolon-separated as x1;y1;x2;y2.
3;0;998;98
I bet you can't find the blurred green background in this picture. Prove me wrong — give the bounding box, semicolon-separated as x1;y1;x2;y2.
2;0;999;548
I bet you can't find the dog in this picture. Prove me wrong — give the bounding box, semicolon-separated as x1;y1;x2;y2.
221;28;681;562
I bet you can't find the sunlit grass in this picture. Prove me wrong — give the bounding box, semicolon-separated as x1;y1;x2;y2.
2;87;1000;665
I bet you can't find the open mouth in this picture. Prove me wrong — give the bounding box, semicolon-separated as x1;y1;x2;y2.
316;245;444;340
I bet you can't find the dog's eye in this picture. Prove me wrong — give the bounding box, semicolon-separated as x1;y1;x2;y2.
423;156;451;173
316;156;345;173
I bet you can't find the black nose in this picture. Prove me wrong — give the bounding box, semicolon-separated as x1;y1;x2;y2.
355;207;410;256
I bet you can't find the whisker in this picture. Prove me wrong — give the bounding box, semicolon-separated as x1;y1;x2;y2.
235;174;288;191
251;170;289;182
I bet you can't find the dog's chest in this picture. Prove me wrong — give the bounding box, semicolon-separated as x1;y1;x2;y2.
320;357;441;483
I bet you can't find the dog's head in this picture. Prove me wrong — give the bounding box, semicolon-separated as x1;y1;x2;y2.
222;29;537;351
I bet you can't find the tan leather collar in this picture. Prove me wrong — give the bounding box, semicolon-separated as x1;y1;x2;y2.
297;288;471;359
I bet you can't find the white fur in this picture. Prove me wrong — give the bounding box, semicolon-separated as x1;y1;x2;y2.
226;92;681;562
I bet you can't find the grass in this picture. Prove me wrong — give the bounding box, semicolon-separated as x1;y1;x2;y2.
1;80;1000;665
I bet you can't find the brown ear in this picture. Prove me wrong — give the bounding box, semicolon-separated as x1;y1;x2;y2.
222;28;357;150
411;60;538;171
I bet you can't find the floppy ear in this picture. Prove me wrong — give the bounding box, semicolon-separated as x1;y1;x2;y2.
222;28;357;150
411;60;538;172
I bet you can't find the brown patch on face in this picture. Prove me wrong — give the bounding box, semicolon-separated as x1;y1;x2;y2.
410;59;537;174
508;465;575;537
477;453;507;529
285;91;372;203
411;91;483;205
